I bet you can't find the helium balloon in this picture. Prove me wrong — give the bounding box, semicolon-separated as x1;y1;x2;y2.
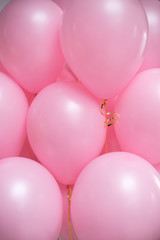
27;81;106;185
0;72;28;159
60;0;148;99
0;157;63;240
140;0;160;71
0;0;65;93
71;152;160;240
115;68;160;165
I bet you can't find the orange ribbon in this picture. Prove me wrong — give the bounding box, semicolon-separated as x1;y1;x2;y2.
67;185;73;240
101;99;119;153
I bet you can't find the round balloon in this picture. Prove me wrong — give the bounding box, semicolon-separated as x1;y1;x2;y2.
27;81;106;185
71;152;160;240
0;72;28;159
0;157;63;240
139;0;160;71
0;0;65;93
115;68;160;165
60;0;148;99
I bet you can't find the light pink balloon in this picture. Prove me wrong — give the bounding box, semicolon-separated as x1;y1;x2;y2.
71;152;160;240
27;81;106;185
139;0;160;71
60;0;148;99
0;0;65;93
0;157;63;240
58;184;78;240
115;69;160;165
0;72;28;158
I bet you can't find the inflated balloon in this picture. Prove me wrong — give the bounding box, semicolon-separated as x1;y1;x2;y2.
60;0;148;99
0;72;28;159
0;0;65;93
71;152;160;240
58;184;78;240
140;0;160;71
0;157;63;240
115;69;160;165
27;81;106;185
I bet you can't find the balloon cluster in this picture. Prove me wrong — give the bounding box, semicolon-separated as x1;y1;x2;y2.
0;0;160;240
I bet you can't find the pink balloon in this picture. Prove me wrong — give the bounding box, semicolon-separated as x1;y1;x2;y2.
115;68;160;165
0;0;65;93
139;0;160;71
27;81;106;185
71;152;160;240
58;184;78;240
60;0;148;99
0;157;63;240
0;72;28;158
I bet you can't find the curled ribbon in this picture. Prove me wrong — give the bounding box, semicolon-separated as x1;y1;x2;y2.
101;100;119;127
101;99;119;153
